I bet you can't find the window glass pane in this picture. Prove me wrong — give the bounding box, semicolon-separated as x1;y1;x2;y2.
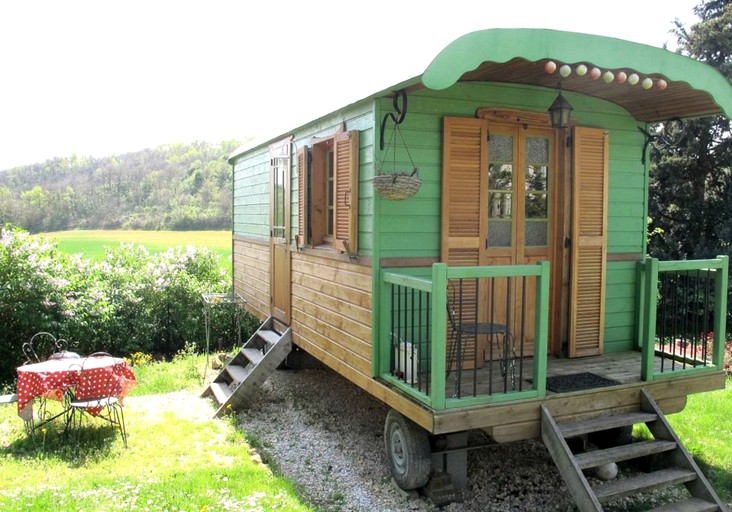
526;165;548;192
489;164;513;190
524;135;549;247
526;136;549;164
272;158;286;238
488;220;512;247
326;151;334;236
525;192;547;219
490;134;514;162
489;192;512;218
525;220;548;246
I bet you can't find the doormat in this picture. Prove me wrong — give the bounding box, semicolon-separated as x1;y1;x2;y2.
544;372;619;393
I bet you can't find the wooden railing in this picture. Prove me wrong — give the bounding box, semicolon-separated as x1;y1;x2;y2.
637;255;729;381
379;261;550;410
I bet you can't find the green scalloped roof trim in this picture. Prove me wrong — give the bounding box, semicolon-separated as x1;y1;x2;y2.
422;28;732;119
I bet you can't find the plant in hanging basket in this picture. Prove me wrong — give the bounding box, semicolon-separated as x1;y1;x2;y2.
373;169;421;201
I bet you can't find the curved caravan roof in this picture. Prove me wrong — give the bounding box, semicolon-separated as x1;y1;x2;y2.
421;28;732;122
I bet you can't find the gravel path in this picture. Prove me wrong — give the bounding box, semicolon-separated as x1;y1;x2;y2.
235;367;720;512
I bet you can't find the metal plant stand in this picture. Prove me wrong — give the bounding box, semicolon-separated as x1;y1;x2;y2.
201;292;247;382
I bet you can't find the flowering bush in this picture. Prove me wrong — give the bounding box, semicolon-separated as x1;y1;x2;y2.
0;224;252;385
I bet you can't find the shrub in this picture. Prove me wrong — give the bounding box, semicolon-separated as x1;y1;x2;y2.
0;225;254;386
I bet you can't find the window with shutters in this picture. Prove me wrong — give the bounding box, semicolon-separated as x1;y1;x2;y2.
297;130;359;253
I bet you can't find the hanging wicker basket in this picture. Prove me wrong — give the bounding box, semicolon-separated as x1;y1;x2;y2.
373;169;421;201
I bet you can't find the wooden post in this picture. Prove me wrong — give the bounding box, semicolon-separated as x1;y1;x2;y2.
712;255;729;369
431;263;448;410
634;260;646;350
534;260;550;397
376;270;391;378
641;257;659;381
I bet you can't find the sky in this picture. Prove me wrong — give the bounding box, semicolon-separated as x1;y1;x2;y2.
0;0;703;171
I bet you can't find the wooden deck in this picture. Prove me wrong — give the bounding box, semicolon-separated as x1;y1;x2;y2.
444;351;714;398
431;351;726;440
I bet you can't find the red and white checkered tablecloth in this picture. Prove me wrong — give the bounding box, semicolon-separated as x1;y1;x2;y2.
16;355;137;419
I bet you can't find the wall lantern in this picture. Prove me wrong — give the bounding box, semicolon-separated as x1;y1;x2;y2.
548;90;573;128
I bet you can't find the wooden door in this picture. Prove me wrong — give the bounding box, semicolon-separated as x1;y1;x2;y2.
442;116;555;363
270;139;292;324
484;123;553;358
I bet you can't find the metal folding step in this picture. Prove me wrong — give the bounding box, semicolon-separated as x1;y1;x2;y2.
201;316;292;417
541;388;727;512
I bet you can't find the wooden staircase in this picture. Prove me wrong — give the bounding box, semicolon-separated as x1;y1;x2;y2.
542;388;727;512
201;317;292;418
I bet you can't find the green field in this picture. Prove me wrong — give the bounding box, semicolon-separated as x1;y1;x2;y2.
39;230;232;261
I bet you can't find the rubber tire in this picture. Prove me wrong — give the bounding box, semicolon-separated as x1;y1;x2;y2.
384;409;432;490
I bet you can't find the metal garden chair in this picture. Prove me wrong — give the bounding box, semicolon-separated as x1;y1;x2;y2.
22;332;78;364
21;332;79;423
446;282;516;395
66;352;128;452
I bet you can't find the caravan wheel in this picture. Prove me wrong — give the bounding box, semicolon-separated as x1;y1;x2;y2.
384;409;431;490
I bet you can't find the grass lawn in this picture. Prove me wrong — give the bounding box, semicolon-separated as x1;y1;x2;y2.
0;353;312;512
39;230;232;261
1;351;728;511
632;377;732;505
666;377;732;501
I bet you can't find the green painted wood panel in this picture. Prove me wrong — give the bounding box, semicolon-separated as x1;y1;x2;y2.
232;152;271;239
375;82;645;254
374;84;646;353
604;262;639;352
231;104;376;255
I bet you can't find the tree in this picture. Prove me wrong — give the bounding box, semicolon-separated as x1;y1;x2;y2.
648;0;732;261
0;139;242;232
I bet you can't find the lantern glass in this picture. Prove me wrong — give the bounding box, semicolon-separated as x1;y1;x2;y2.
548;92;573;128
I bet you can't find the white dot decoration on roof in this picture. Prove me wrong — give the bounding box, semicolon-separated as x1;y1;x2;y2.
543;61;668;91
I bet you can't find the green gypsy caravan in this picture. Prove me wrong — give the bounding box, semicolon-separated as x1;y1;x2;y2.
205;29;732;510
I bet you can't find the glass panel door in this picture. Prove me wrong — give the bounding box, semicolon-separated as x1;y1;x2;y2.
525;136;549;248
488;134;514;248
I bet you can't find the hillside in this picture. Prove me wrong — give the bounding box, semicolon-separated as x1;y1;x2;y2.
0;140;242;232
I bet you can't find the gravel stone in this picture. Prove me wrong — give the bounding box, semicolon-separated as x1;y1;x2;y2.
235;367;724;511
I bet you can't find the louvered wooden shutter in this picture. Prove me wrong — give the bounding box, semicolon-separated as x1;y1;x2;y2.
569;127;609;357
297;146;309;247
333;130;359;254
441;117;487;265
442;117;488;368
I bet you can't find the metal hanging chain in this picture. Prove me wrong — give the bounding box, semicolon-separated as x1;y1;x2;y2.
378;89;418;177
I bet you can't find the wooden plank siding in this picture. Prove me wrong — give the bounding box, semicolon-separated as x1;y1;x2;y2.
233;237;269;319
375;82;647;354
291;251;372;375
289;250;435;431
